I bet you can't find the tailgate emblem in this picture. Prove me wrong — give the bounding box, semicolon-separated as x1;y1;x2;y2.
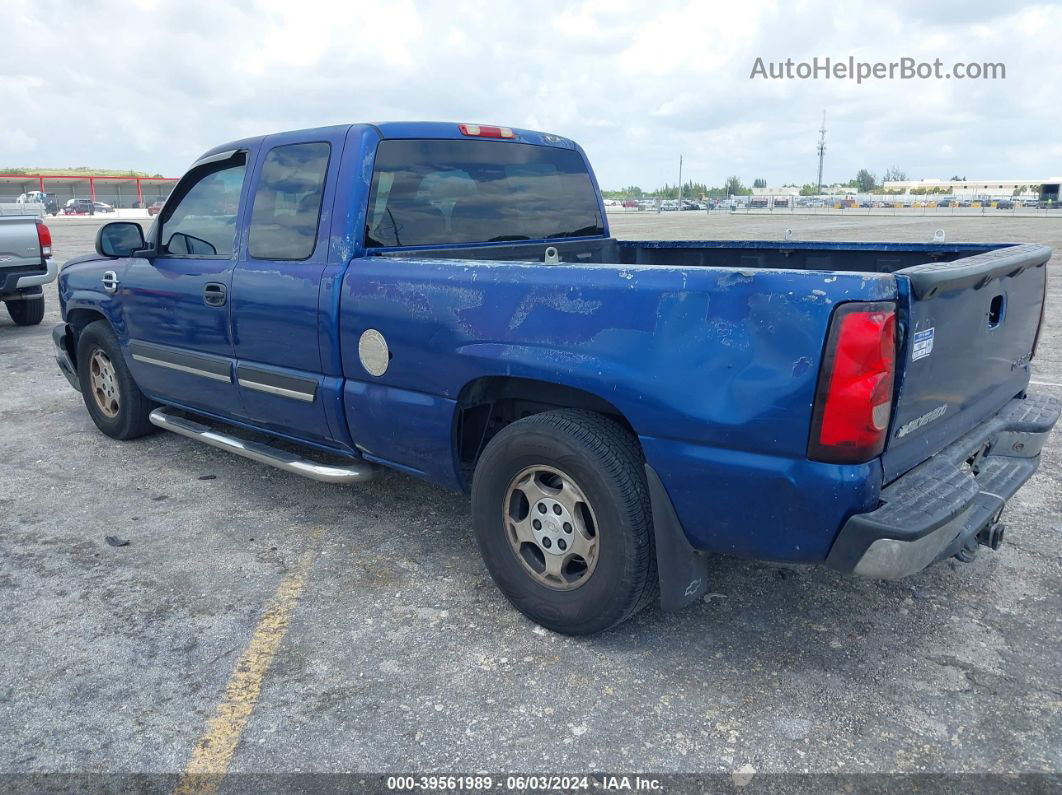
896;404;949;438
912;327;935;361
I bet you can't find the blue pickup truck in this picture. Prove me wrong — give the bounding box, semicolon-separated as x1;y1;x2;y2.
53;122;1058;633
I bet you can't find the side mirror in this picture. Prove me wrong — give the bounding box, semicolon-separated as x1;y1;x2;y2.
167;231;217;256
96;222;146;258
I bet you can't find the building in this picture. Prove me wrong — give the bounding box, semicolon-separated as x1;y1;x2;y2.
0;173;178;209
750;185;801;196
881;178;1062;200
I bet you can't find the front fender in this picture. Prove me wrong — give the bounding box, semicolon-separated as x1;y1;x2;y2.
59;256;127;339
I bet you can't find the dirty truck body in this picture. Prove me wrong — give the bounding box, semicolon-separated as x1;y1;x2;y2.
53;122;1058;633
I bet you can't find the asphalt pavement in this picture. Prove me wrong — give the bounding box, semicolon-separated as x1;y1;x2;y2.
1;214;1059;783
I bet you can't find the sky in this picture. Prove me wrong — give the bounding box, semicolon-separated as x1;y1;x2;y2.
3;0;1061;190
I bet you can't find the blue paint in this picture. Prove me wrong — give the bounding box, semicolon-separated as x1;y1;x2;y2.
56;122;1047;566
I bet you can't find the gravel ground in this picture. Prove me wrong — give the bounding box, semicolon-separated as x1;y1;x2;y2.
1;214;1059;781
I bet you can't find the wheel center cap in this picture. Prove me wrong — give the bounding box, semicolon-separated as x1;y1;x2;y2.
531;499;574;555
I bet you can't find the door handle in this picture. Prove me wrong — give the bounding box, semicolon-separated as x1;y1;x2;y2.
203;283;227;307
101;271;119;294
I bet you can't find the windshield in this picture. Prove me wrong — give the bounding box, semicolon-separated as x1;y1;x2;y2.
365;139;603;248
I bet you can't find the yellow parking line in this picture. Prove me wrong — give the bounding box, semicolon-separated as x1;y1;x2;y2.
173;548;317;795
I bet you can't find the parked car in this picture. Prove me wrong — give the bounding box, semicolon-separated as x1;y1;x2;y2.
53;121;1059;634
0;216;54;325
92;201;115;213
63;198;95;215
995;199;1014;210
147;199;166;216
17;190;59;215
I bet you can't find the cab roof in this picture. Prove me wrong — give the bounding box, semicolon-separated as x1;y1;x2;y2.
195;121;577;165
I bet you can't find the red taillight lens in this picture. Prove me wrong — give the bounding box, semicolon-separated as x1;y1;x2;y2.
458;123;515;139
36;221;52;257
808;302;897;464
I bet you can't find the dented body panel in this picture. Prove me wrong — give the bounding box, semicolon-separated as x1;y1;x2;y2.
55;121;1055;573
336;259;897;560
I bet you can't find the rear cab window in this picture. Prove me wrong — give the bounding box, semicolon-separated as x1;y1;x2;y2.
365;139;603;248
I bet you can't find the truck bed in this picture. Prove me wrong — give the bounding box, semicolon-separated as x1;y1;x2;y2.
374;236;1005;273
372;235;1049;490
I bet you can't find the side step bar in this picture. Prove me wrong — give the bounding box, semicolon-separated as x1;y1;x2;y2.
148;407;376;484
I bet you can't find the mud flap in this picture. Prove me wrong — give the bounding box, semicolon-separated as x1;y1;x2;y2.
645;464;711;611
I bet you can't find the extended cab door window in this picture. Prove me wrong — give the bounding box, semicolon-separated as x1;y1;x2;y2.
365;140;604;248
227;138;338;445
248;142;330;260
158;154;247;257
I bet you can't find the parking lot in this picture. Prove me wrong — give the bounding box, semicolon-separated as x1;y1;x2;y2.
1;214;1060;781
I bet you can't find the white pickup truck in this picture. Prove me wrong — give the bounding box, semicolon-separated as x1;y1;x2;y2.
0;216;55;325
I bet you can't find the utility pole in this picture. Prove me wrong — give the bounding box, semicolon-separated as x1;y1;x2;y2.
816;110;827;194
678;155;683;206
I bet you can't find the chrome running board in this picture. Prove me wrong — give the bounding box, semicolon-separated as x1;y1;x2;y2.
148;407;376;484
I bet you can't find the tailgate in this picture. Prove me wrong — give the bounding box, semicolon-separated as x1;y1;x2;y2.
882;243;1050;482
0;216;41;268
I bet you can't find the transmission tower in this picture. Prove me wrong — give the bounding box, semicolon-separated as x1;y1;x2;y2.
816;110;827;193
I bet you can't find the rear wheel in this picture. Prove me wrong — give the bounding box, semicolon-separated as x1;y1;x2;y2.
6;295;45;326
471;409;657;634
76;320;156;440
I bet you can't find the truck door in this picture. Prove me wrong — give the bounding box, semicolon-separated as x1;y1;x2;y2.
121;150;249;418
229;132;342;446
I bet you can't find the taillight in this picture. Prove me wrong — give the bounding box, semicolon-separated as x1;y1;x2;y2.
458;123;515;139
36;221;52;257
808;302;897;464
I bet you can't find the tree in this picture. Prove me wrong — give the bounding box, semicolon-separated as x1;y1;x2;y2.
855;169;877;192
883;167;907;183
752;178;767;189
725;176;746;196
799;184;819;196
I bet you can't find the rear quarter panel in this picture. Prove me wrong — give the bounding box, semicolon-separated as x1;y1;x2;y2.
338;259;897;560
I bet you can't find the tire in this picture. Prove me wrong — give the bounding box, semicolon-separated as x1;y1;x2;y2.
6;295;45;326
76;320;156;440
471;409;658;634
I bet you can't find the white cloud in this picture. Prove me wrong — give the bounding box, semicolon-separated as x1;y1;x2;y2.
6;128;37;153
0;0;1058;189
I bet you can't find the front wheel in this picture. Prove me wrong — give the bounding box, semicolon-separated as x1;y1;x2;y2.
471;409;657;634
5;295;45;326
75;320;156;440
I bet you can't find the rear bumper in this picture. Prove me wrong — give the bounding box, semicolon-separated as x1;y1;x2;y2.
825;392;1060;579
16;258;57;289
0;258;55;295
